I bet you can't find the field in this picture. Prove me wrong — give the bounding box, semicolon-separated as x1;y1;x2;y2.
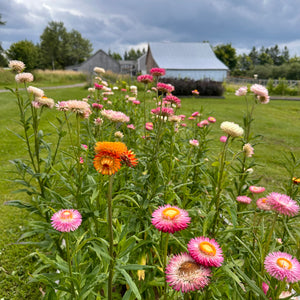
1;78;300;298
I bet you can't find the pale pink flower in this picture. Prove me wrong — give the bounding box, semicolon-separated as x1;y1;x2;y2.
249;186;265;194
187;236;224;267
250;84;269;104
243;143;254;157
81;144;88;150
79;157;84;164
151;107;174;117
27;86;44;97
157;82;174;94
64;100;92;118
208;116;216;123
31;101;40;108
9;60;25;73
127;124;135;130
94;117;103;125
197;120;209;127
35;96;55;109
192;89;199;95
189;139;199;147
121;88;127;92
181;123;187;127
145;122;153;131
56;101;69;111
51;209;82;232
150;68;166;77
235;86;248;96
166;252;211;293
137;74;153;84
15;73;34;83
168;115;182;123
178;114;186;121
163;95;181;107
101;109;130;123
256;197;272;211
264;251;300;283
188;117;196;120
103;97;108;101
220;136;227;143
267;192;299;216
236;196;252;204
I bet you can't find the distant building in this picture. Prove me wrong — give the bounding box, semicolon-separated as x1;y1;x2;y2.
119;60;137;76
66;49;120;73
137;53;147;74
146;42;228;81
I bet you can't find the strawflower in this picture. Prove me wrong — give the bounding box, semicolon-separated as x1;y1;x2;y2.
192;89;199;95
220;121;244;137
187;236;224;267
267;192;299;216
151;107;174;117
220;136;227;143
256;197;272;211
237;195;252;204
51;209;82;232
250;84;270;104
35;96;55;109
9;60;25;73
127;124;135;130
166;252;211;293
151;204;191;233
264;251;300;283
208;116;216;123
94;83;103;90
27;86;44;97
114;131;124;138
191;111;200;117
121;150;138;167
145;122;153;131
249;186;265;194
93;67;105;74
243;143;254;157
65;100;92;118
150;68;166;77
235;86;248;96
101;109;130;123
137;74;153;84
163;95;181;107
189;139;199;147
15;73;34;83
197;120;209;127
157;82;174;94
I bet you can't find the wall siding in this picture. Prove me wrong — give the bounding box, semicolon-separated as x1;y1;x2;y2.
165;69;227;82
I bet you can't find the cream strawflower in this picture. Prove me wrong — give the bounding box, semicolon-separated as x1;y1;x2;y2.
220;121;244;137
243;143;254;157
35;96;55;109
9;60;25;73
114;131;124;138
15;73;34;83
94;67;105;74
27;86;44;97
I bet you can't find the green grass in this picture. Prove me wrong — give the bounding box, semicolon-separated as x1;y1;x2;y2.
1;86;300;298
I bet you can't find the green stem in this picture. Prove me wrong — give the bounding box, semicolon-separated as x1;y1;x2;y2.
107;175;114;300
65;233;76;299
264;213;279;258
163;233;169;300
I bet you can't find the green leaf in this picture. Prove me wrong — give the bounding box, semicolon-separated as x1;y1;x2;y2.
116;267;141;300
119;264;154;271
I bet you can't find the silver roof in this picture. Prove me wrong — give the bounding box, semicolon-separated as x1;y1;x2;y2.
149;42;228;70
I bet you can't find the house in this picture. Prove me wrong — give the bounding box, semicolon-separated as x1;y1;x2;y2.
119;60;137;76
66;49;120;74
146;42;228;81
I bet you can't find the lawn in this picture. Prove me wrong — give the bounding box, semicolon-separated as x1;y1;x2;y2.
1;84;300;298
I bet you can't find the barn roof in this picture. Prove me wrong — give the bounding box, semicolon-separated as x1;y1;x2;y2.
148;42;228;70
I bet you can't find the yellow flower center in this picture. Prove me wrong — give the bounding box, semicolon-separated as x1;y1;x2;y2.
262;198;267;203
277;258;292;270
162;207;180;219
61;210;73;219
199;241;216;256
178;261;200;276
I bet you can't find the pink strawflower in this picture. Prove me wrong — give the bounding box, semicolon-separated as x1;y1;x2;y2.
189;139;199;147
31;101;40;108
191;111;200;117
157;82;174;94
121;88;127;92
150;68;166;77
235;86;248;96
264;251;300;283
197;120;209;127
188;117;196;120
145;122;153;131
236;196;252;204
163;95;181;107
57;100;92;118
165;252;211;293
56;101;69;111
94;83;104;90
15;73;34;83
208;116;216;123
249;186;265;194
92;103;103;110
132;100;140;105
101;109;130;123
262;282;269;295
178;114;186;121
9;60;25;73
137;74;153;84
250;84;270;104
187;236;224;267
220;136;227;143
151;204;191;233
181;123;187;127
79;157;84;164
51;209;82;232
192;89;199;95
127;124;135;130
94;117;103;126
151;107;174;117
256;197;272;211
81;144;88;150
267;192;299;216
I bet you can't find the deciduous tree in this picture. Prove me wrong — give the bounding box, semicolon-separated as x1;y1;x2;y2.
214;43;237;70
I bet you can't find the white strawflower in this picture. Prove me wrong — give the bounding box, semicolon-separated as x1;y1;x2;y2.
27;86;44;97
243;143;254;157
35;96;55;109
94;67;105;74
220;121;244;137
9;60;25;73
114;131;124;138
15;73;34;83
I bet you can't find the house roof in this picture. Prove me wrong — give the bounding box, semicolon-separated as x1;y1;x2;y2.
148;42;228;70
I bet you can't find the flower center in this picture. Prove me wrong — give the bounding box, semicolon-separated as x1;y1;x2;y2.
277;258;292;270
162;207;180;219
61;210;73;219
199;241;216;256
178;261;200;276
101;157;114;168
262;198;267;203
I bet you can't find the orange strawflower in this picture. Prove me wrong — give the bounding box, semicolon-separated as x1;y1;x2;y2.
121;150;138;167
94;141;127;155
93;152;121;175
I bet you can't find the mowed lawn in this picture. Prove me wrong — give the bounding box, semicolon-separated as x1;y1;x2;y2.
1;85;300;298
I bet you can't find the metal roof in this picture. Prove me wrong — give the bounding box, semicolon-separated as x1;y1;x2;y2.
149;42;228;70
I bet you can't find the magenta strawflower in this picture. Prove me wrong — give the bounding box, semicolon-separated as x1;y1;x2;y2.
145;122;153;131
264;251;300;283
157;82;174;94
249;186;265;194
197;120;209;128
207;116;216;123
165;252;211;293
256;197;272;211
94;83;103;90
150;68;166;77
267;192;299;216
220;136;227;143
127;124;135;130
51;209;82;232
237;195;252;204
151;107;174;117
163;95;181;107
187;237;224;267
262;282;269;295
151;204;191;233
137;74;153;84
191;111;200;117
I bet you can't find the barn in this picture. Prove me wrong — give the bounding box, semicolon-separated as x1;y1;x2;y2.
66;49;120;74
146;42;228;81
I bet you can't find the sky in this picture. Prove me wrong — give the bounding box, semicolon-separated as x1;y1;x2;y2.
1;0;300;58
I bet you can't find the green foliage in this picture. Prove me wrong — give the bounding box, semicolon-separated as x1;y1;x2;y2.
6;40;39;70
214;43;237;70
124;48;146;60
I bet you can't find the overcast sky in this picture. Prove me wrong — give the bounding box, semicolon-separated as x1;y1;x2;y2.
1;0;300;57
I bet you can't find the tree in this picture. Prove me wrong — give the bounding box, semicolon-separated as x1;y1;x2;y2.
237;54;253;71
108;49;122;61
214;43;237;70
6;40;39;70
0;14;7;67
124;48;146;60
39;21;93;69
248;47;259;65
258;47;273;65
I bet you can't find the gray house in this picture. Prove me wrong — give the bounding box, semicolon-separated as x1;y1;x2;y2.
146;42;228;81
66;49;120;73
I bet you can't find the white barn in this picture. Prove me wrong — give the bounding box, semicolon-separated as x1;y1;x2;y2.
146;42;228;81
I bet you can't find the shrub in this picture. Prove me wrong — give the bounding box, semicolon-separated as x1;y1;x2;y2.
160;77;225;96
